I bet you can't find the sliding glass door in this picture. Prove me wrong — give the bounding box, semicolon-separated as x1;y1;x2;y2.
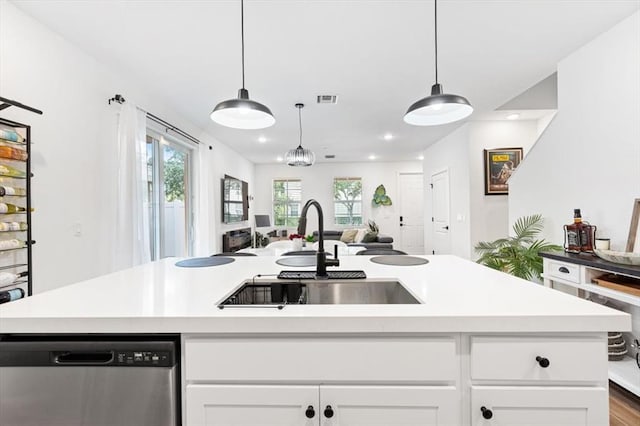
146;132;194;260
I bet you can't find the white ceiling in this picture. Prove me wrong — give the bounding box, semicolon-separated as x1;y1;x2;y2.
11;0;640;163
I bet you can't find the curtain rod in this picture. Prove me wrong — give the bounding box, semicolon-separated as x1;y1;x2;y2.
108;94;204;146
0;96;43;115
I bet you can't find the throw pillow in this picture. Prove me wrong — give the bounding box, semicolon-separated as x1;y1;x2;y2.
362;231;378;243
354;228;368;243
340;229;358;243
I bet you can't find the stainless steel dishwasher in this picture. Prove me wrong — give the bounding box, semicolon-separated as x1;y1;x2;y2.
0;335;179;426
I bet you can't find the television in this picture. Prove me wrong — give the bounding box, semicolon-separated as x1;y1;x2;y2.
221;175;249;223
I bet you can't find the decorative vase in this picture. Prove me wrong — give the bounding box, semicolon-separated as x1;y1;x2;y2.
292;238;303;251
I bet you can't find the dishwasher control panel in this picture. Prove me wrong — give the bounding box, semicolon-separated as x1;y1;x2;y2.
115;351;173;367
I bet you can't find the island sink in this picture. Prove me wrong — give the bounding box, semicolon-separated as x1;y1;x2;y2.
218;279;420;307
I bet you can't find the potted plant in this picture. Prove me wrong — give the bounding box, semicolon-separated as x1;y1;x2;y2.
474;214;562;280
288;233;304;250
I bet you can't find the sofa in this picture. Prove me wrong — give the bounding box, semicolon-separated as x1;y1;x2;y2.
312;230;393;250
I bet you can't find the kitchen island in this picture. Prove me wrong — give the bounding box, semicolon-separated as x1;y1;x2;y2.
0;255;631;425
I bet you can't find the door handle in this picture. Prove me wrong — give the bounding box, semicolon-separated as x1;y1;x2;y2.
443;226;449;230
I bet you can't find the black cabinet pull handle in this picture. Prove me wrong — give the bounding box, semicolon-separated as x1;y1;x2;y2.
558;266;570;273
481;406;493;419
324;405;334;418
536;356;550;368
305;405;315;419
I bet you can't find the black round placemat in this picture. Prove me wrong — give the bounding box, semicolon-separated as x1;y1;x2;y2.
276;256;316;267
369;255;429;266
175;257;235;268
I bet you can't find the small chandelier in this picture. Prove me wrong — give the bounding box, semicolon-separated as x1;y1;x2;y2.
286;103;315;167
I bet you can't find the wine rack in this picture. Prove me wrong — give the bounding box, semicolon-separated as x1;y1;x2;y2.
0;96;42;300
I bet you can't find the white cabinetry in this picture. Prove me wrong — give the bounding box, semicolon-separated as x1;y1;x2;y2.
184;336;460;426
468;335;608;425
471;387;608;425
542;253;640;396
184;333;609;426
186;385;459;426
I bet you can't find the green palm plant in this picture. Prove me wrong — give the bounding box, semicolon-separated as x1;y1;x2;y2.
474;214;562;280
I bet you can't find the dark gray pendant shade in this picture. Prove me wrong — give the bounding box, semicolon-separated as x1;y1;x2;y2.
404;0;472;126
404;83;473;126
286;103;315;167
210;0;275;130
210;88;275;130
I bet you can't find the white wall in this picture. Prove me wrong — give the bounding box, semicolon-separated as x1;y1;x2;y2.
469;120;539;252
0;0;254;292
509;11;640;250
253;161;422;244
422;124;471;258
422;120;540;259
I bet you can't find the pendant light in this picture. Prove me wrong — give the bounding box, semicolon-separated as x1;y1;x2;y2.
210;0;275;129
285;104;315;167
404;0;472;126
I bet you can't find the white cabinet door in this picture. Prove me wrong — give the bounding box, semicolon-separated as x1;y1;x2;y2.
320;385;459;426
186;384;319;426
471;386;608;425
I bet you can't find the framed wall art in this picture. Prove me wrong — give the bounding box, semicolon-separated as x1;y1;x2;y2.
484;147;523;195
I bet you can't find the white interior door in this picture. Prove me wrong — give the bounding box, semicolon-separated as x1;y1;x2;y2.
398;172;424;254
431;169;451;255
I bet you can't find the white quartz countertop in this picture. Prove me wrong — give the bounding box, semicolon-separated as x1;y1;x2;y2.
0;255;630;334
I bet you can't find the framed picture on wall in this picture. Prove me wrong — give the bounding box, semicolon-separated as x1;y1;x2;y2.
484;147;523;195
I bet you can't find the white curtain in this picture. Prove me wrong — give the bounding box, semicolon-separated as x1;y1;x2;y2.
192;140;213;256
114;102;151;270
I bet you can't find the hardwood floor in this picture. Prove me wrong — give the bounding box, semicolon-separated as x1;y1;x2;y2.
610;381;640;426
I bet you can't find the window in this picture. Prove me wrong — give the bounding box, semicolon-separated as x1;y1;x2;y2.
146;133;194;260
273;179;302;226
334;177;363;225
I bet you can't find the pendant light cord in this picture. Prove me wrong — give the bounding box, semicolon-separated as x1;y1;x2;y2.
298;105;303;148
434;0;439;84
241;0;246;89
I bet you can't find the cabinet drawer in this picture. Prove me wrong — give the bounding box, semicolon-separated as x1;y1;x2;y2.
470;336;606;382
546;260;581;284
185;336;458;383
471;386;608;425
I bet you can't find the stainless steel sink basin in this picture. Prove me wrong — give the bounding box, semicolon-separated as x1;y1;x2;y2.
218;279;420;307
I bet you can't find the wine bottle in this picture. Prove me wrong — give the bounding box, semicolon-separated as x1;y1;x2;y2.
0;288;25;304
0;146;28;161
0;127;25;144
0;239;24;250
0;164;26;178
0;221;27;231
0;271;28;286
0;186;26;196
0;203;31;214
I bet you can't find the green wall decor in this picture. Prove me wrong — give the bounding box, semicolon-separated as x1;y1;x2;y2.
372;184;392;206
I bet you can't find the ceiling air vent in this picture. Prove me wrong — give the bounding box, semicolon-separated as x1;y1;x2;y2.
325;154;336;159
317;95;338;104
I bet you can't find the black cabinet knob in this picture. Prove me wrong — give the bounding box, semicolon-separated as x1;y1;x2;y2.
536;356;550;368
481;406;493;419
324;405;334;418
305;405;315;419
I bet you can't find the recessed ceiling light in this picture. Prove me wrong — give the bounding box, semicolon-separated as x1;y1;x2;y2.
276;156;283;162
383;133;393;141
368;154;376;160
506;113;520;120
417;155;424;160
258;136;267;143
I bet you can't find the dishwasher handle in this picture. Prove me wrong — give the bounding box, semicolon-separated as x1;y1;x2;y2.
53;350;114;365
